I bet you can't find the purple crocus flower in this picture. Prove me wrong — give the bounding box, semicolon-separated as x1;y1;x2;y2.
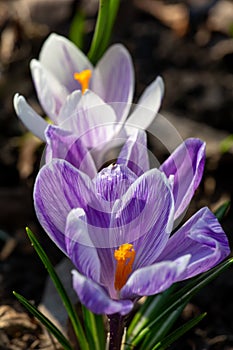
13;33;164;144
34;129;230;315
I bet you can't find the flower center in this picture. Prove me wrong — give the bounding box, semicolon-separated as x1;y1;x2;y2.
73;69;92;94
114;243;135;291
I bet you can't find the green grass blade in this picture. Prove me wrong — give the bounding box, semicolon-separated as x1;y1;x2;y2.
126;257;233;348
152;312;207;350
148;258;233;328
98;0;120;57
13;291;73;350
220;134;233;153
140;303;186;350
126;287;175;342
69;10;85;50
214;201;230;220
26;227;89;350
81;305;105;350
87;0;110;64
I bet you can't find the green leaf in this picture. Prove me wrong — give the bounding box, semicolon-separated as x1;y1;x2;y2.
126;287;175;343
69;10;85;50
220;134;233;153
13;291;73;350
98;0;120;57
125;257;233;349
81;305;105;350
87;0;121;64
152;312;207;350
87;0;110;64
26;227;89;350
214;201;230;221
140;303;186;349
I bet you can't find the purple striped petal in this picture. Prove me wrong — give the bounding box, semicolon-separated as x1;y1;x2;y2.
39;33;93;93
160;138;206;220
117;129;149;176
33;159;97;254
72;270;134;315
109;169;174;261
126;76;164;130
121;255;190;299
13;94;47;141
94;164;137;202
30;60;69;121
91;44;134;121
65;209;101;282
157;207;230;279
45;125;97;178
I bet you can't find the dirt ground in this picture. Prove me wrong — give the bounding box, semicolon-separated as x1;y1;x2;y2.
0;0;233;349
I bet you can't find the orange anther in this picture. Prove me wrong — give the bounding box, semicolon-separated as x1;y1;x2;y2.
73;69;92;94
114;243;135;291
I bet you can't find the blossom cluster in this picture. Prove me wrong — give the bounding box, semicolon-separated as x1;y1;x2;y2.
14;34;230;316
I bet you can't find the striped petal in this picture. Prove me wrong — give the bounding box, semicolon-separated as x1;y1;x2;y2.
157;207;230;279
45;125;97;178
91;44;134;121
121;255;190;299
72;270;133;315
39;33;93;93
117;129;149;176
65;208;101;283
33;159;96;254
60;90;119;149
160;138;206;219
109;169;174;265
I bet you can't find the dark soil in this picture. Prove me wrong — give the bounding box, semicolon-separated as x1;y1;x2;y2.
0;0;233;349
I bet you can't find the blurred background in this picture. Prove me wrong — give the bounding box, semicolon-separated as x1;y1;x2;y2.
0;0;233;349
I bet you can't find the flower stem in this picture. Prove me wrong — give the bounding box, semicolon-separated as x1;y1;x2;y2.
108;314;125;350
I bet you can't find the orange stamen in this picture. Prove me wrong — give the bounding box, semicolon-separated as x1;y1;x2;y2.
73;69;92;94
114;243;135;291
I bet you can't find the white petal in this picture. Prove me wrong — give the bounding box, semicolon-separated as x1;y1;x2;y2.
92;44;134;121
61;90;120;149
126;76;164;130
39;33;93;91
58;90;82;124
30;59;69;120
13;94;47;141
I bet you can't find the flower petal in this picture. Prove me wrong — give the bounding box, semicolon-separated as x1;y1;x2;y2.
13;94;47;141
94;164;137;202
121;255;190;299
45;125;97;178
91;44;134;121
117;129;150;176
65;208;101;282
126;76;164;130
157;207;230;279
160;138;206;219
109;169;174;267
69;215;117;298
57;90;82;124
60;90;119;149
39;33;93;92
33;159;96;254
72;270;134;315
30;60;69;121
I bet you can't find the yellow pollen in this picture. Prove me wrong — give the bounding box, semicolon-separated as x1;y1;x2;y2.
73;69;92;94
114;243;135;291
